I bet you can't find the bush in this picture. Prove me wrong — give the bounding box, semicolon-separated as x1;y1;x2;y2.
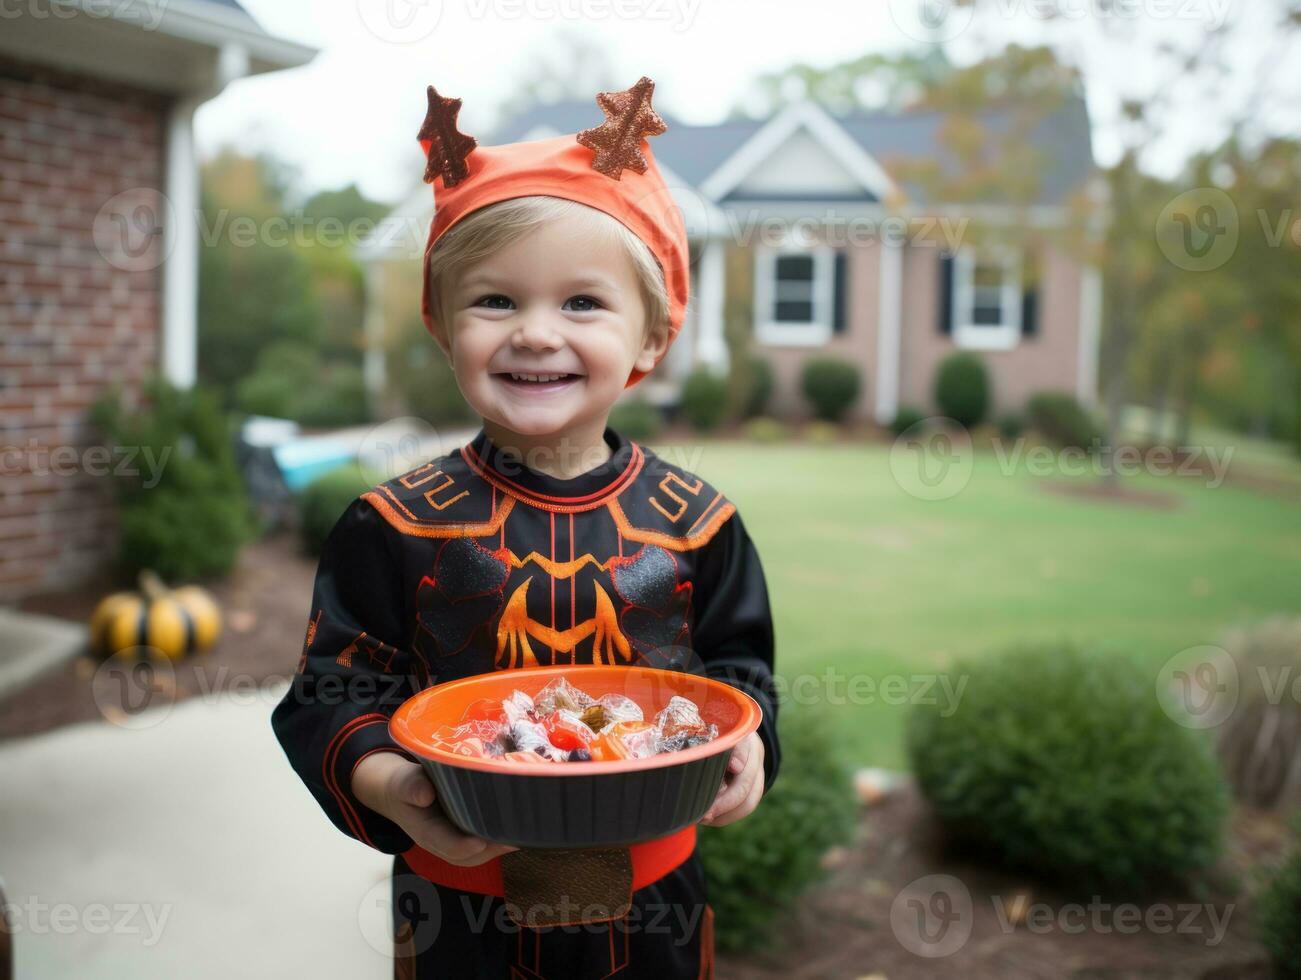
890;405;926;437
907;644;1230;892
743;356;775;419
237;342;369;428
1025;391;1101;451
1259;817;1301;978
697;709;856;952
297;465;372;555
90;377;254;581
744;417;788;444
934;352;989;429
800;356;861;422
803;420;840;445
680;368;729;432
997;412;1026;440
609;397;662;442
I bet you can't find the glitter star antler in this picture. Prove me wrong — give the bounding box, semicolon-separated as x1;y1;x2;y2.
576;76;668;180
418;84;477;188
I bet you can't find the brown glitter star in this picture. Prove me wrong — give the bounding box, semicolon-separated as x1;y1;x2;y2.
576;76;668;180
417;84;477;188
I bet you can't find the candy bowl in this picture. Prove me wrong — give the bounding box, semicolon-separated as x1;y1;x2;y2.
389;664;762;849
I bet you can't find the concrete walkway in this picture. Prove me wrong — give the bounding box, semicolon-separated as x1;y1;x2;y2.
0;608;86;700
0;682;397;979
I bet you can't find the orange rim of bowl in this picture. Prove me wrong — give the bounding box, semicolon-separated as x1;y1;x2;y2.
389;665;762;777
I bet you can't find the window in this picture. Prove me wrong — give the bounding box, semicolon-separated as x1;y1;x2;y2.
754;237;836;346
952;247;1022;350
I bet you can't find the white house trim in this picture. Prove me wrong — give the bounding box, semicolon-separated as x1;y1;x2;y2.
161;41;253;389
1078;264;1102;408
950;245;1022;352
699;100;897;203
696;239;728;372
875;242;902;425
753;234;835;347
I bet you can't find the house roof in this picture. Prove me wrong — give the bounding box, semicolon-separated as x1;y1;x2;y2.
0;0;316;94
488;95;1094;206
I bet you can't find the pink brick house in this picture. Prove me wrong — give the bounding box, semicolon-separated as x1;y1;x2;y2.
0;0;314;602
362;95;1102;424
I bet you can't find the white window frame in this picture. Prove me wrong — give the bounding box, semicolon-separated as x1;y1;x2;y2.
754;232;836;347
952;245;1022;351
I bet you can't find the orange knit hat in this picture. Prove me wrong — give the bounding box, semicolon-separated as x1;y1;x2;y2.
417;77;689;387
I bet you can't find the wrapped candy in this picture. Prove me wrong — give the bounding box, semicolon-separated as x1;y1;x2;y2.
433;682;716;764
507;717;569;762
501;689;537;726
533;677;595;717
582;693;643;734
544;709;594;751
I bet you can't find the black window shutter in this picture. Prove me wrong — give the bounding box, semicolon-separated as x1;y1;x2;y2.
1021;251;1039;337
938;251;954;335
832;249;848;334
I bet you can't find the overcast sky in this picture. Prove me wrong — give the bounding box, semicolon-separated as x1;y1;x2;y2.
194;0;1298;207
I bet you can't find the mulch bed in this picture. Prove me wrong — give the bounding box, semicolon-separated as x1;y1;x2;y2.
720;783;1285;979
0;531;313;742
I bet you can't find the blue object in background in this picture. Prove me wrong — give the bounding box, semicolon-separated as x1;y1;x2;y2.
272;439;356;491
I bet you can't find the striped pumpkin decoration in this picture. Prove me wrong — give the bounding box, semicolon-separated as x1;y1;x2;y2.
90;571;222;661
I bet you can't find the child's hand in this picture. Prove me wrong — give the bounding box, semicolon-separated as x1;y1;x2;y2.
699;732;765;827
352;752;519;866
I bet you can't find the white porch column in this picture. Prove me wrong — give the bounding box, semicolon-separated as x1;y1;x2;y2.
1077;264;1102;409
363;260;387;415
696;238;728;373
161;98;198;389
874;240;902;424
160;43;248;390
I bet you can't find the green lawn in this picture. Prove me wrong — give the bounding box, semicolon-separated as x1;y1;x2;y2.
674;436;1301;770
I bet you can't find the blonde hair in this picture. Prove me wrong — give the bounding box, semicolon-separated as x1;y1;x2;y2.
425;196;671;341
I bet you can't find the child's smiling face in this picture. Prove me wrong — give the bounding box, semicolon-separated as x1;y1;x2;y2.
435;207;668;442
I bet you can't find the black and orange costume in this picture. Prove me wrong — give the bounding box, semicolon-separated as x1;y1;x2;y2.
271;427;780;979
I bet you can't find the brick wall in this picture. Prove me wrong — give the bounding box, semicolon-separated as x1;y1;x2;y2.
0;55;169;602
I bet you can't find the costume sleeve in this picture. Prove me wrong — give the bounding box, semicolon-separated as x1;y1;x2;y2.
691;509;781;796
270;496;421;855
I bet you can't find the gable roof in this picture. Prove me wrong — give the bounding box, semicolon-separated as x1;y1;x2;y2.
487;95;1094;206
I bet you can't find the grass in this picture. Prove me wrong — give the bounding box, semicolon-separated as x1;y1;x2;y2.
672;435;1301;770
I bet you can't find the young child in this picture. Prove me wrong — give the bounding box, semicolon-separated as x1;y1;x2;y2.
271;76;780;979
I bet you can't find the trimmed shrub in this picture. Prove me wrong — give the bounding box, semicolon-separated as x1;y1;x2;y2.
1025;391;1101;451
743;356;775;419
890;405;926;438
803;420;841;445
997;412;1026;440
907;644;1230;892
697;709;856;952
609;397;662;442
89;377;254;581
680;368;729;432
934;352;989;429
800;356;861;422
297;465;371;555
1259;817;1301;978
744;417;788;444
